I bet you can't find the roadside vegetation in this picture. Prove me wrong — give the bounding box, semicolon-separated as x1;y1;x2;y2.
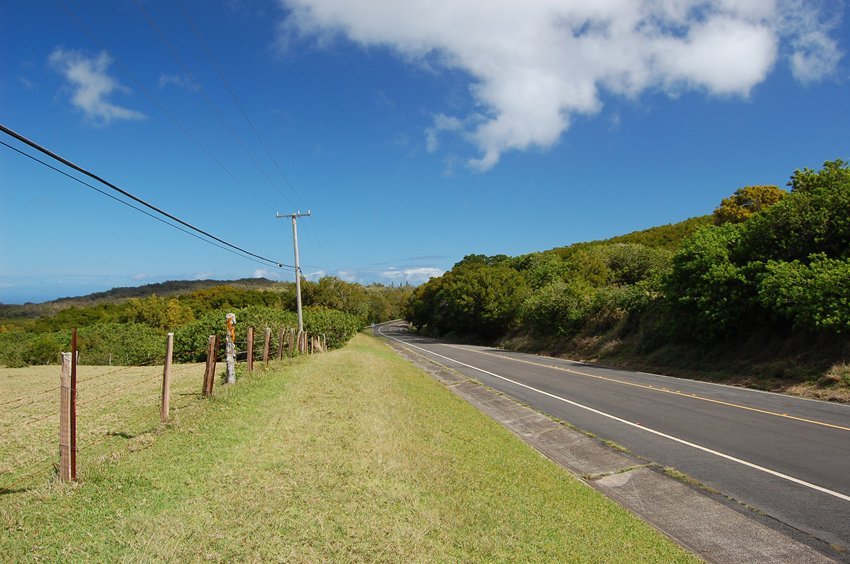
0;278;412;367
0;335;694;561
407;160;850;400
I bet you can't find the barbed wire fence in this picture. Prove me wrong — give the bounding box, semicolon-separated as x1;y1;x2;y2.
0;314;328;494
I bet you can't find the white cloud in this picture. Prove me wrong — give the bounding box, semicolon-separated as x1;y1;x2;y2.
380;267;443;285
336;270;358;282
252;268;284;281
194;271;214;280
49;47;145;124
278;0;843;170
131;273;149;281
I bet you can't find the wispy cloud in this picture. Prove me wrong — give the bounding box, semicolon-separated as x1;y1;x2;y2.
278;0;844;170
49;47;145;125
158;73;199;91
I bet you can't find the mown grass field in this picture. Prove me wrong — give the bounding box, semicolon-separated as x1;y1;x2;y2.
1;334;696;561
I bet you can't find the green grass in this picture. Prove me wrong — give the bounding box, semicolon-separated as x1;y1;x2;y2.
1;335;696;561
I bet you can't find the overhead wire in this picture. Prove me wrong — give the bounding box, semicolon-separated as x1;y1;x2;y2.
174;0;329;266
132;0;296;211
0;129;292;269
54;0;276;213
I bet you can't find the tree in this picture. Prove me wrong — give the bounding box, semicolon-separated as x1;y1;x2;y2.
788;159;850;193
666;224;757;339
713;185;786;225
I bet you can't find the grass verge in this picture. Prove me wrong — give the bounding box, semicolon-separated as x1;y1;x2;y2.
1;334;695;561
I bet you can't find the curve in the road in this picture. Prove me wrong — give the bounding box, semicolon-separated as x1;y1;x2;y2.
380;327;850;505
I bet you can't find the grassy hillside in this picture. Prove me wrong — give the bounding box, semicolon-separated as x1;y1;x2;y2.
0;335;694;561
408;161;850;401
550;215;712;255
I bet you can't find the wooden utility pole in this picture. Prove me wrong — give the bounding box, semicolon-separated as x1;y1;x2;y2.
275;210;311;333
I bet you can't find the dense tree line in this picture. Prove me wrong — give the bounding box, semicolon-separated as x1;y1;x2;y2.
0;279;412;366
408;160;850;351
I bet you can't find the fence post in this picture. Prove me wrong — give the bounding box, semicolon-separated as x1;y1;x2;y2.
161;333;173;422
70;329;77;481
288;328;294;356
247;327;254;373
59;352;72;482
203;335;216;397
225;313;237;384
263;327;271;366
277;327;285;360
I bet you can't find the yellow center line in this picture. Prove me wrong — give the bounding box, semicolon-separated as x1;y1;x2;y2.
444;345;850;433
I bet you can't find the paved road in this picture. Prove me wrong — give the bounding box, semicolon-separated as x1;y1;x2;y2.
378;322;850;552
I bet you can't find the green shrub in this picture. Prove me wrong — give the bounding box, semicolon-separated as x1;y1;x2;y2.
77;323;164;365
520;280;594;336
759;254;850;332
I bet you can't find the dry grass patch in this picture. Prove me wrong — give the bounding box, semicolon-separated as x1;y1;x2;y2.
1;336;695;561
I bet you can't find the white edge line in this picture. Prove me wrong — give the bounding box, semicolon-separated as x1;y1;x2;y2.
461;344;848;409
378;326;850;504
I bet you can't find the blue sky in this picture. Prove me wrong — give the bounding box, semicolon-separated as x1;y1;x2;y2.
1;0;848;303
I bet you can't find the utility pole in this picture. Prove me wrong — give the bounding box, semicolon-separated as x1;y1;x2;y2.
276;210;311;332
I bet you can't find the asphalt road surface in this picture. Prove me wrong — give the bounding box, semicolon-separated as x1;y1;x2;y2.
378;322;850;552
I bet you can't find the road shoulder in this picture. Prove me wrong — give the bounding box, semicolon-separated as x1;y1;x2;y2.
381;333;842;563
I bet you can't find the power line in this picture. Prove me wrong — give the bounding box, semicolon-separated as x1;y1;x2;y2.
174;0;329;265
133;0;296;210
54;0;275;213
1;139;278;267
0;124;291;269
175;0;304;208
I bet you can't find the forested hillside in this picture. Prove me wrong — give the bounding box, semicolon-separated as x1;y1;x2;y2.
407;160;850;398
0;278;412;367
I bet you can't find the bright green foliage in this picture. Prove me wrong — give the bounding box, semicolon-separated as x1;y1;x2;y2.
759;255;850;332
121;295;195;331
77;323;165;365
594;244;672;286
666;224;758;339
563;247;611;287
788;159;850;193
173;306;362;362
302;276;370;320
174;307;299;362
713;185;786;225
520;280;594;336
179;286;290;314
739;162;850;263
303;306;363;349
409;261;529;339
513;252;571;289
30;304;123;333
667;160;850;339
553;216;712;252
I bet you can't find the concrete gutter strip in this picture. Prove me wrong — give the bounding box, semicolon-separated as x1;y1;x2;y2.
384;338;841;564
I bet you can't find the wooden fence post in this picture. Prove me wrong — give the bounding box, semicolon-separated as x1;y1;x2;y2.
161;332;173;422
70;329;77;481
263;327;271;366
288;328;294;356
59;352;72;482
247;327;254;373
278;327;285;360
203;335;217;397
